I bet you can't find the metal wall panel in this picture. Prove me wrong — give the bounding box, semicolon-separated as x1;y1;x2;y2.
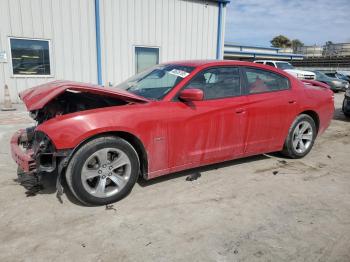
0;0;220;102
0;0;97;102
99;0;219;86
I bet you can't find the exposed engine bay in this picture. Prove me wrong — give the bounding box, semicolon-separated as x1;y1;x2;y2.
30;89;129;124
15;90;131;197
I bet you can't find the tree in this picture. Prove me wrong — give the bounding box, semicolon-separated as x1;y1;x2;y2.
323;41;336;56
270;35;291;48
291;39;304;52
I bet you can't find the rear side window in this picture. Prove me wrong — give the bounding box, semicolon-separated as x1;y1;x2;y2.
266;62;275;67
244;68;289;94
184;67;241;99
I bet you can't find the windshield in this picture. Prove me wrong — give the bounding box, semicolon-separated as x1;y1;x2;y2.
315;71;327;78
275;62;294;70
116;64;194;100
336;73;348;80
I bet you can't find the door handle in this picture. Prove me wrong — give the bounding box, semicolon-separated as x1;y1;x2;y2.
288;100;296;104
235;108;246;114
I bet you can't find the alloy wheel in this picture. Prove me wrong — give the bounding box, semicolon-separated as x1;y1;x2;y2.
81;148;131;198
292;121;313;154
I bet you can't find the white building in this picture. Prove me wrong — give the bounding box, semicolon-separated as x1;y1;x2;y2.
224;43;304;61
0;0;229;102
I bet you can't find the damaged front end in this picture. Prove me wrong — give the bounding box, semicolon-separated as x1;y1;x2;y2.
11;126;72;197
12;127;71;173
11;80;149;197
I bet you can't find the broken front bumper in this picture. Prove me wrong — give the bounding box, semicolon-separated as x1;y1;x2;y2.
11;129;36;172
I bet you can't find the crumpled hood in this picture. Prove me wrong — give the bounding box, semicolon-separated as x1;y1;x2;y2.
19;80;149;111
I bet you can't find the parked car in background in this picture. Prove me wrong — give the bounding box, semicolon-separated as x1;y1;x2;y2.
325;72;350;84
254;60;316;80
342;89;350;117
11;61;334;205
312;70;349;92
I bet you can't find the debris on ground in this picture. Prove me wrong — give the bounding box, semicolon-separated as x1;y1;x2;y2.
272;171;279;175
185;172;201;181
24;185;44;197
327;155;332;159
14;172;43;197
278;160;287;165
318;163;327;168
145;242;152;246
105;204;117;212
81;243;86;248
254;251;264;258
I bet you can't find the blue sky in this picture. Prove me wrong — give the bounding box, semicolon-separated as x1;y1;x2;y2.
225;0;350;46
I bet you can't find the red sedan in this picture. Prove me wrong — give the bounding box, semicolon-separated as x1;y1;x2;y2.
11;61;334;205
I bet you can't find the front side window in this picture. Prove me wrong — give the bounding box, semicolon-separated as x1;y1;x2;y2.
244;68;289;94
184;67;241;100
116;64;194;100
10;38;51;76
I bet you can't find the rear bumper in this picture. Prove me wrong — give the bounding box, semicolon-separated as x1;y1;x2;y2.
10;129;36;172
331;82;348;91
330;84;345;91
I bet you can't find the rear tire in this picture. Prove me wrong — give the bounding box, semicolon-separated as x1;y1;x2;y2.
281;114;317;159
65;136;140;206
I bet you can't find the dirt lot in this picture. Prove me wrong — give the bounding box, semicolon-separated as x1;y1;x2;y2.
0;93;349;262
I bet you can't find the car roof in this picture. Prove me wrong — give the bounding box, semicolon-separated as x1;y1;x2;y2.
162;60;293;79
165;60;272;67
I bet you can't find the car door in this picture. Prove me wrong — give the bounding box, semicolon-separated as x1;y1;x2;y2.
242;67;297;154
167;67;248;172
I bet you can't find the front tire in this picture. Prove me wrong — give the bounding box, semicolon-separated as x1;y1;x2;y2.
281;114;317;159
65;136;140;206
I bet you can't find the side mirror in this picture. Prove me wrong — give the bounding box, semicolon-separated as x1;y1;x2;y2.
179;88;204;102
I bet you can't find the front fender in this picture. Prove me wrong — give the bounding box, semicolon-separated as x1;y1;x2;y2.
36;108;146;150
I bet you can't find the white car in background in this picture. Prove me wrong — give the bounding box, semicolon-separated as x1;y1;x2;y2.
254;60;316;80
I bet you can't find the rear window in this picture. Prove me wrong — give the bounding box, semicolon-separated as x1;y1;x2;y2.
244;68;290;94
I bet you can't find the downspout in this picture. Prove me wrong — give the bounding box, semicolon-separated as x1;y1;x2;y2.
216;2;225;59
95;0;102;85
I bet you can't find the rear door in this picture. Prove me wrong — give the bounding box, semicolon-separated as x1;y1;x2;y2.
168;67;248;171
242;67;297;154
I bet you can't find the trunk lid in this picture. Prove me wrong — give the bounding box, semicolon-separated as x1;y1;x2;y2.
20;80;149;111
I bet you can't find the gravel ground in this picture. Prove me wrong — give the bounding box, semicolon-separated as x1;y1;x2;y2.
0;93;349;262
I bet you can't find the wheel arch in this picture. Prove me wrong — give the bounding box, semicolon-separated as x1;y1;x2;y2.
69;131;148;178
298;110;320;133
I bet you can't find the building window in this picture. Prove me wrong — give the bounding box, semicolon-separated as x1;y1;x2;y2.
10;38;51;76
135;47;159;73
